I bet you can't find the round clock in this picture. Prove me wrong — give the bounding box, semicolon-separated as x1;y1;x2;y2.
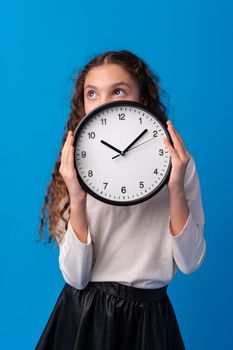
73;100;172;206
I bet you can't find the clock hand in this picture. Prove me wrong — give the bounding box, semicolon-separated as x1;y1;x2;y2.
101;140;124;155
128;136;155;151
122;129;148;155
112;136;155;159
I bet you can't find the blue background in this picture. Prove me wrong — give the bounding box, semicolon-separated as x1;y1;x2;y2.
0;0;232;348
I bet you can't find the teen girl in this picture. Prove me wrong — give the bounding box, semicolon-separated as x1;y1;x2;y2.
35;50;206;349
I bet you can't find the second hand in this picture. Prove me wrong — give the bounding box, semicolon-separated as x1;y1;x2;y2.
112;137;155;159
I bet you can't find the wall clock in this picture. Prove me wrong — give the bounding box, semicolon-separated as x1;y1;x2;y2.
73;100;172;206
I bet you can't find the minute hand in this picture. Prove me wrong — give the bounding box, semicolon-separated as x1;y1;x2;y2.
122;129;148;155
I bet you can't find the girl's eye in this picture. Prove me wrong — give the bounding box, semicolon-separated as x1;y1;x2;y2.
114;88;125;96
87;90;96;98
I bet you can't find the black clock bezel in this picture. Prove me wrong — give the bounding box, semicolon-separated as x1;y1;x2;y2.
73;100;172;206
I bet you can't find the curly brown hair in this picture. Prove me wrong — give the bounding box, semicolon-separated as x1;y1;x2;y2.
37;49;170;246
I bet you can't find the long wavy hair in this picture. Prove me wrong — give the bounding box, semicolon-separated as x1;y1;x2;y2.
37;49;170;246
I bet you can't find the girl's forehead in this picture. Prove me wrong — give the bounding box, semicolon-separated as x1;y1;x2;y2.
84;64;133;85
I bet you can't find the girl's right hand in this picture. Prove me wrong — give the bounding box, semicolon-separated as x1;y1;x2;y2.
59;130;87;202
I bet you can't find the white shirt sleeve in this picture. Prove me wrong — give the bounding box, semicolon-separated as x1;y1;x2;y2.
168;156;206;274
57;219;93;289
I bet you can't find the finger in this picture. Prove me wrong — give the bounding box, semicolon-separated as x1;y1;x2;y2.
164;138;179;161
184;149;191;161
167;122;184;153
62;131;73;155
67;143;75;170
167;121;183;143
166;120;183;143
62;131;73;165
166;121;188;160
168;122;191;159
61;133;69;164
65;134;74;168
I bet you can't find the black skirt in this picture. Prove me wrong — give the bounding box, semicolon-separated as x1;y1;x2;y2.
35;281;185;350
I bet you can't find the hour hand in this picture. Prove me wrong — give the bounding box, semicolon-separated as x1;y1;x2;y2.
100;140;123;155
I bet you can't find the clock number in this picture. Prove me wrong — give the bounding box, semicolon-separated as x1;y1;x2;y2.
103;182;108;189
88;170;93;177
153;130;158;137
101;118;107;125
81;151;86;158
139;181;144;188
121;186;126;193
139;117;142;124
118;113;125;120
159;149;164;156
154;168;158;175
88;132;95;139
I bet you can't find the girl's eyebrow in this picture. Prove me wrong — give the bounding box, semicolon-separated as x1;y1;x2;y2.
84;82;132;91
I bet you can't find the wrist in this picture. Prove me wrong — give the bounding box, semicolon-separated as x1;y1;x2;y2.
70;193;87;207
167;184;185;196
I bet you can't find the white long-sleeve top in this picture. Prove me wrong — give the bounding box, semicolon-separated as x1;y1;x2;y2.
57;155;206;290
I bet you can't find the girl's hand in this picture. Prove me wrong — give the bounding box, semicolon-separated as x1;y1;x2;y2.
59;130;87;202
164;120;191;191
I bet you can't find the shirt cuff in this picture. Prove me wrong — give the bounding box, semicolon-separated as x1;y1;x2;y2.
58;219;93;289
168;213;206;274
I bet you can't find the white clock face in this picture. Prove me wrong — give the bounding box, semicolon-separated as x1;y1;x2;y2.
74;100;171;205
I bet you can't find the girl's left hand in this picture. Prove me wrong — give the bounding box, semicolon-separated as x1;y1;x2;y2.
164;120;191;191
